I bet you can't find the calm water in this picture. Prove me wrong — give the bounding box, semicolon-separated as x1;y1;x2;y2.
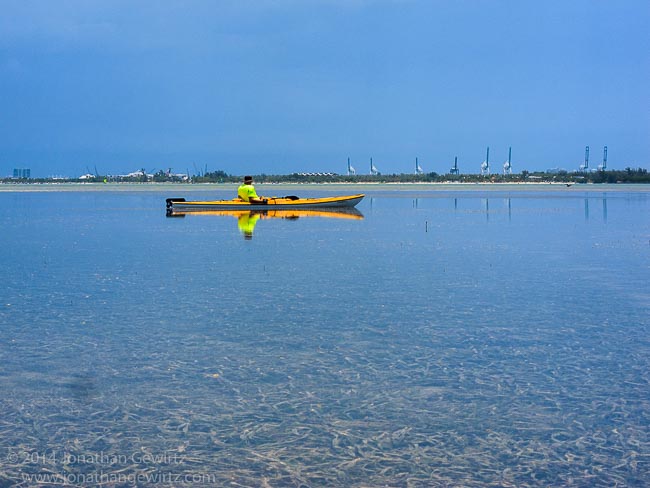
1;185;649;487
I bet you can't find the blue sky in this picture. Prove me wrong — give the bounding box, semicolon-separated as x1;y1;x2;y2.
1;0;648;177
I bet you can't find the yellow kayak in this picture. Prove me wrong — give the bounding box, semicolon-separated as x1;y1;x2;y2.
166;194;364;212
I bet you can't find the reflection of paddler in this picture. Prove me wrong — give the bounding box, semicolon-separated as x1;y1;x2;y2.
237;212;260;240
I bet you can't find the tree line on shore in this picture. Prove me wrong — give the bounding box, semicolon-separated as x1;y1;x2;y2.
2;167;649;184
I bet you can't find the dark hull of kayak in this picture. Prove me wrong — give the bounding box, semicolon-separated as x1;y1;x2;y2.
167;207;364;220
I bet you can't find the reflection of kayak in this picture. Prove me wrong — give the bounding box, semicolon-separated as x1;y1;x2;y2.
168;207;364;220
166;205;364;240
166;194;364;212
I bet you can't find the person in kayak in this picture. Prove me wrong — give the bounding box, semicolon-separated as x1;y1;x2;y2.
237;176;268;204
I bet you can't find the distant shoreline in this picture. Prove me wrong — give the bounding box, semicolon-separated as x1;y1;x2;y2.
2;181;649;193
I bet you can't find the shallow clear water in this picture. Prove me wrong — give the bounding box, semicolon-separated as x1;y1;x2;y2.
1;186;649;487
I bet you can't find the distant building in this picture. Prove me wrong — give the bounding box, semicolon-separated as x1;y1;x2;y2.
295;172;338;177
13;168;31;178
